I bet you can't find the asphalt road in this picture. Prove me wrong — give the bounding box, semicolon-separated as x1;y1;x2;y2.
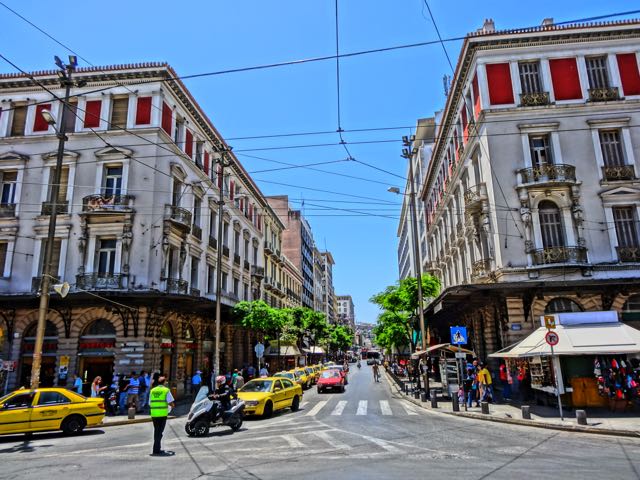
1;364;640;479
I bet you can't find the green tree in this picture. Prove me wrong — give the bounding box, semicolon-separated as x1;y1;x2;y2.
322;324;354;355
233;300;285;341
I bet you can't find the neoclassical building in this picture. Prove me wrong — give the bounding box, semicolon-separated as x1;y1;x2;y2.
0;63;277;395
412;19;640;359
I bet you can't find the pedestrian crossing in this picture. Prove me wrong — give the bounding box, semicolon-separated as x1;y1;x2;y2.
301;399;423;417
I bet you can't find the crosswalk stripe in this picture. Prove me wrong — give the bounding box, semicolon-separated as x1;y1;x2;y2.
365;436;402;453
401;403;419;416
301;401;309;409
356;400;367;415
314;430;349;450
306;400;328;416
331;400;347;416
379;400;392;415
282;434;305;447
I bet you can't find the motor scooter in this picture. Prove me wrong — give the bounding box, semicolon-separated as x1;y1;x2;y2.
185;386;244;437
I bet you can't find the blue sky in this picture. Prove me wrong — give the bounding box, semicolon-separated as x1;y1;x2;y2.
1;1;637;324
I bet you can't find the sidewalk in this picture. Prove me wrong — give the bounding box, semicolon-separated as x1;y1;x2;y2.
386;371;640;438
92;401;191;428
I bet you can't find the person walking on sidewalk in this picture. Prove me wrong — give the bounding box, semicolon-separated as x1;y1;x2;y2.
372;361;380;383
127;372;140;412
149;376;175;457
478;362;493;403
499;362;512;402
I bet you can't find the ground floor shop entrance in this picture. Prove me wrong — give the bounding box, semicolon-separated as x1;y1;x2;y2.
79;356;114;396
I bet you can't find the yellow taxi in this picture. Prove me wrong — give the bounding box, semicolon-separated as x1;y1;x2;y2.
0;387;105;436
237;377;303;418
303;366;318;385
292;368;312;389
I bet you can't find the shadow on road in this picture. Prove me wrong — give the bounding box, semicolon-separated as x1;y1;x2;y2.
0;428;105;453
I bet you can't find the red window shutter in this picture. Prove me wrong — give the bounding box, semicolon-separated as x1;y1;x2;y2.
185;130;193;157
84;100;102;128
204;151;210;175
33;103;52;132
161;102;172;135
461;107;468;143
472;74;481;118
249;204;253;220
135;97;152;125
217;165;223;189
549;58;582;100
230;181;235;200
617;53;640;96
239;198;244;212
486;63;514;105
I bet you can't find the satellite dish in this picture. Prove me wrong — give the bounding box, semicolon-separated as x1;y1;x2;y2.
53;282;71;298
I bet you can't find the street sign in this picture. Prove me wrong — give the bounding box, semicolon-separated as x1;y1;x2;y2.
1;360;16;372
254;342;265;358
544;315;556;329
450;326;467;345
545;331;559;346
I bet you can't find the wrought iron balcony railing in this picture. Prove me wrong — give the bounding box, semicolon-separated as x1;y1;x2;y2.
588;87;620;102
191;225;202;240
264;241;274;254
76;272;125;290
0;203;16;218
617;246;640;263
471;259;491;278
82;194;134;212
164;204;192;230
190;287;201;297
41;201;69;215
531;246;587;265
251;265;265;277
165;277;188;294
464;183;487;210
518;164;576;184
519;91;551;107
602;165;636;182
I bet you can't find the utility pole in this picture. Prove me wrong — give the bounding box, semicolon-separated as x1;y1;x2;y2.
401;136;429;397
213;146;232;382
31;56;78;389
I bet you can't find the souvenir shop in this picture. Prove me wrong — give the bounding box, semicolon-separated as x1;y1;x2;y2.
492;311;640;410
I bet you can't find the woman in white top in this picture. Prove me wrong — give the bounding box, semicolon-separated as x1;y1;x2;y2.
91;376;107;397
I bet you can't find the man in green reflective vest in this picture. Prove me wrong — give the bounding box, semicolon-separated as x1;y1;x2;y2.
149;376;175;456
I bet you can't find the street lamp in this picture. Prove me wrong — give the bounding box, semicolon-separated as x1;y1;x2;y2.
31;56;79;389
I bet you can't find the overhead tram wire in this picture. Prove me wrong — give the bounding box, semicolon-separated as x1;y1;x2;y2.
334;0;355;162
1;8;637;115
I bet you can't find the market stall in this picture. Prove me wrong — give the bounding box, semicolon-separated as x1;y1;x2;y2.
413;343;475;398
491;311;640;410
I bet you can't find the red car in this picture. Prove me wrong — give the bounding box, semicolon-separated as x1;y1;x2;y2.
317;369;345;393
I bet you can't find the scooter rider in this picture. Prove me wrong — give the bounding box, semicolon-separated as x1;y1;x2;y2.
208;375;232;421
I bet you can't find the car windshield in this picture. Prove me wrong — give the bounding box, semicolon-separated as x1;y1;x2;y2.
274;372;293;380
305;368;313;375
194;385;210;403
321;371;340;379
240;380;273;393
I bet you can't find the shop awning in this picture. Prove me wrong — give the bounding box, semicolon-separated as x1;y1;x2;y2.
302;346;325;355
490;322;640;358
265;344;302;356
411;343;475;359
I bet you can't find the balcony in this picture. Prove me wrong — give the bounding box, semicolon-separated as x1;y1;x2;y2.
518;164;576;185
82;194;134;213
464;183;487;211
165;277;188;294
31;276;60;293
0;203;16;218
588;87;620;102
519;91;550;107
41;201;69;215
264;242;273;254
76;272;125;290
531;246;587;266
602;165;636;182
471;259;491;279
275;249;281;258
233;253;241;265
191;225;202;240
222;245;230;257
617;246;640;263
251;266;265;277
208;236;217;249
190;287;201;297
164;205;192;232
244;260;250;270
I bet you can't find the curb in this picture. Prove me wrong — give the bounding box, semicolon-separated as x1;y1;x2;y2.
89;414;182;429
384;370;640;439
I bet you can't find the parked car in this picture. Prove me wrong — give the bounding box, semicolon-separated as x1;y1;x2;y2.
0;387;105;436
317;370;345;393
237;378;302;418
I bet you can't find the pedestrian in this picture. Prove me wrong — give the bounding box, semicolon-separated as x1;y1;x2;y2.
235;370;245;390
259;365;269;378
478;362;493;403
91;376;107;397
372;361;380;383
149;376;175;457
127;371;140;411
118;374;129;414
231;369;240;391
191;370;202;394
247;364;256;379
72;374;83;395
499;362;512;402
464;367;479;408
140;371;151;411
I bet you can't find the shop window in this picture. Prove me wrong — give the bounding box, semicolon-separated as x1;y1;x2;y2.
83;319;116;336
545;297;582;314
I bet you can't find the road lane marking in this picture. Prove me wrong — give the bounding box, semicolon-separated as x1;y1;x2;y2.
306;400;328;416
401;403;419;415
356;400;367;415
314;430;349;450
331;400;347;415
282;434;305;447
301;401;309;409
379;400;392;415
365;436;401;453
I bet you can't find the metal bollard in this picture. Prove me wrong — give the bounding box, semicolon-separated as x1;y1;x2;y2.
430;391;438;408
481;401;489;414
521;405;531;420
413;390;420;399
452;394;460;412
576;410;588;426
420;391;428;402
404;384;409;395
128;406;136;420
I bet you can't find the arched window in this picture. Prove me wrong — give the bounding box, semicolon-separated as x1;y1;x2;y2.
545;297;582;314
185;325;195;341
160;322;173;339
539;201;564;248
82;319;116;336
24;321;58;338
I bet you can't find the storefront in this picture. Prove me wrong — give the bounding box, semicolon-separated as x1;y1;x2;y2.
266;343;301;371
77;319;116;395
159;322;175;380
19;321;58;388
492;311;640;410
